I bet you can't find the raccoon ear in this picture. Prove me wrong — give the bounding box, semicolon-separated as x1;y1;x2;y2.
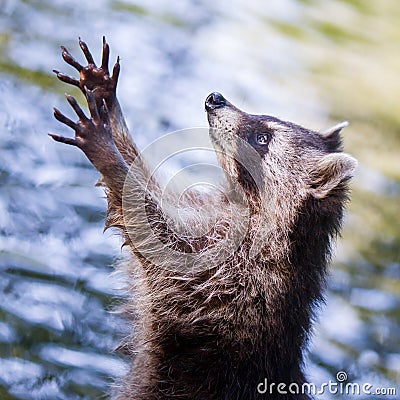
309;153;357;199
320;121;348;138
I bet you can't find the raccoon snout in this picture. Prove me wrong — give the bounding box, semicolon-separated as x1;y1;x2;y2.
205;92;227;111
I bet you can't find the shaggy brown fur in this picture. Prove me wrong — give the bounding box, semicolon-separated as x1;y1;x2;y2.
51;38;357;400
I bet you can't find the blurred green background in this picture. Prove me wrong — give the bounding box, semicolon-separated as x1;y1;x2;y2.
0;0;399;399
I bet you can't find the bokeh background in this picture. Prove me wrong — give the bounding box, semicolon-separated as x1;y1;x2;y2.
0;0;399;399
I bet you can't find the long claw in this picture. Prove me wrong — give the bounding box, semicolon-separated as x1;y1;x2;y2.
61;46;83;72
53;70;80;87
79;37;96;65
48;133;78;147
85;87;100;122
111;56;120;85
53;107;78;130
66;94;87;120
101;36;110;74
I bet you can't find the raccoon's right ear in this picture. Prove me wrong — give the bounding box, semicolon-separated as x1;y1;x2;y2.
309;153;358;199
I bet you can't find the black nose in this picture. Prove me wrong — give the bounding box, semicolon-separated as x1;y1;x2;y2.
205;92;226;111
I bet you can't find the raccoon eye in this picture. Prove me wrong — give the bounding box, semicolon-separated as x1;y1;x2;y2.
256;133;271;145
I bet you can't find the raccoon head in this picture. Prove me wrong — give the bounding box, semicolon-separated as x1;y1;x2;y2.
205;92;357;217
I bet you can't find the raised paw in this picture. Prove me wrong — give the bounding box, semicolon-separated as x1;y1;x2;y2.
50;89;119;172
53;37;120;108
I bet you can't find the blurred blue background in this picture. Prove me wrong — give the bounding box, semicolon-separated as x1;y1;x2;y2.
0;0;399;399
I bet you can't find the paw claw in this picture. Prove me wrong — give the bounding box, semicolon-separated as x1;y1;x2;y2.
48;133;78;147
61;45;83;72
53;107;78;130
79;37;96;65
65;94;88;121
54;70;80;87
101;37;110;73
112;59;120;84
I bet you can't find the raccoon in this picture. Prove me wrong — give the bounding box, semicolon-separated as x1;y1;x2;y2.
50;38;357;400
